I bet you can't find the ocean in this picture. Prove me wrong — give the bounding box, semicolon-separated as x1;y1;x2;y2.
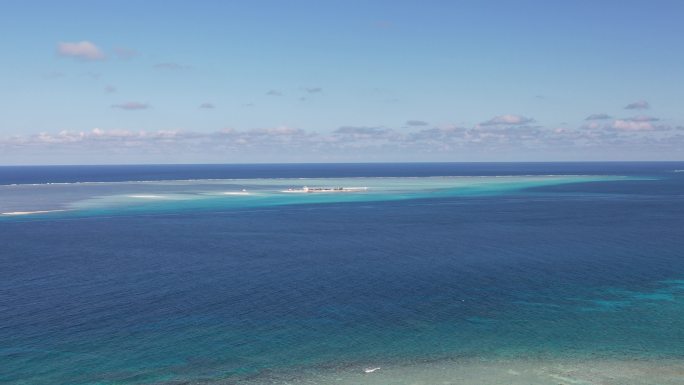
1;162;683;384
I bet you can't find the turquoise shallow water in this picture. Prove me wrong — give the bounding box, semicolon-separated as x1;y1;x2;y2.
1;175;632;219
1;163;683;384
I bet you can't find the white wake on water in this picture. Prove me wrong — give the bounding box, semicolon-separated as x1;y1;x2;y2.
1;209;67;216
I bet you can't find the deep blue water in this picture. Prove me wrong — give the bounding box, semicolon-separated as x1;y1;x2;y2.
1;162;683;384
0;161;678;184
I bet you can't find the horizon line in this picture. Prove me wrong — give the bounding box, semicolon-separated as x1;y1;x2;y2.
2;160;684;167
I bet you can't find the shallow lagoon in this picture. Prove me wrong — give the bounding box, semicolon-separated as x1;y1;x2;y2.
1;174;631;218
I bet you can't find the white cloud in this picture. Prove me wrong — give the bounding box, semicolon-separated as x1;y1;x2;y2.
334;126;391;136
585;113;611;120
626;115;659;122
480;114;534;126
582;121;602;130
56;41;105;61
248;126;304;136
611;119;655;131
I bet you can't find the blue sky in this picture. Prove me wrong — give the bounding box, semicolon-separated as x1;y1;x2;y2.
1;0;683;164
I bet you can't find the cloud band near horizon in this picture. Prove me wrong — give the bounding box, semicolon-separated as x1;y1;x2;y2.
2;113;682;163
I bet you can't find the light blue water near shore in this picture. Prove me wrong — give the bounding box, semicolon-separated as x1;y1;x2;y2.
1;163;684;384
0;174;633;219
